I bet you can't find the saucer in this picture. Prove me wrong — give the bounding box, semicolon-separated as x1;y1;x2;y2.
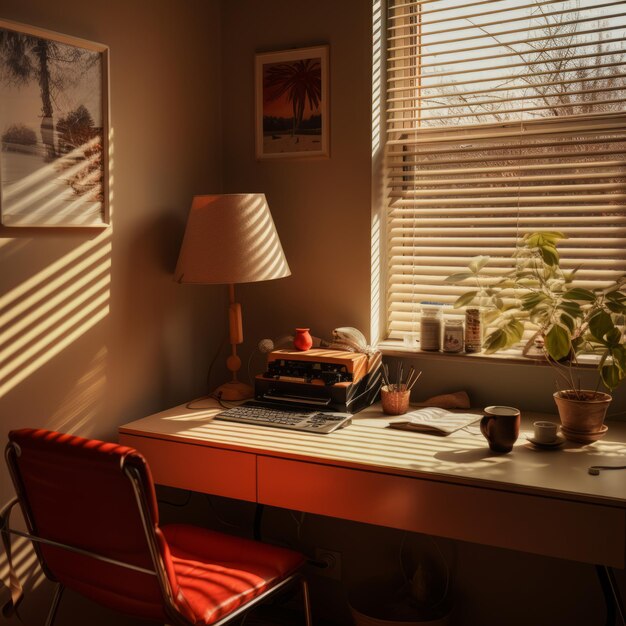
560;424;608;444
527;435;566;449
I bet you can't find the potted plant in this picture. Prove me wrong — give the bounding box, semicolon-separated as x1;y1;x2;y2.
446;232;626;441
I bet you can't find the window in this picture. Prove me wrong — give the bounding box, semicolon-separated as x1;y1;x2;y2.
383;0;626;347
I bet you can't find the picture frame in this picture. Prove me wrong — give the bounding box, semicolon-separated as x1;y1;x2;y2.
0;19;110;227
255;45;329;160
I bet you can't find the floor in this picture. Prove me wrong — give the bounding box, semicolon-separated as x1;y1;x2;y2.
243;605;341;625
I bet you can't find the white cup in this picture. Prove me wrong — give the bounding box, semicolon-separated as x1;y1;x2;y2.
533;421;558;444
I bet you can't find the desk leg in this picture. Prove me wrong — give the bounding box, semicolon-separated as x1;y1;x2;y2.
596;564;625;626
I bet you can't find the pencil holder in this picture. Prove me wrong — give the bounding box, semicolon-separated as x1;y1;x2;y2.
381;385;410;415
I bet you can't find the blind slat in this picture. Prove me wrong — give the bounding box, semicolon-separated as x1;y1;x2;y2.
388;0;581;32
387;57;624;91
387;24;619;64
387;10;626;53
390;38;626;76
387;161;626;176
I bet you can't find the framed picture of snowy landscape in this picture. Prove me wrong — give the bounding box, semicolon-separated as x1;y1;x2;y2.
255;45;329;159
0;20;109;227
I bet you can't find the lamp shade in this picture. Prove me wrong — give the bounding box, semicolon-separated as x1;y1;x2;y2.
174;194;291;284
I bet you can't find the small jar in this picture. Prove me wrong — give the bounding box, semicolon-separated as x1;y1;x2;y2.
443;319;464;353
465;308;482;353
420;303;443;351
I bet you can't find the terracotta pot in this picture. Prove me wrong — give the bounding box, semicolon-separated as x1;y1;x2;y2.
553;390;611;436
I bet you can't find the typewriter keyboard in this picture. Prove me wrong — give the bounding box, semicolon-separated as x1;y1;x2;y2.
215;403;352;434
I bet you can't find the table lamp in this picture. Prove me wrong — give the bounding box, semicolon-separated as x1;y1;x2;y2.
175;194;291;401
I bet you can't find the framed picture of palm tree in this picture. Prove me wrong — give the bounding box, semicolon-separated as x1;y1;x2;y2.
0;19;109;227
255;46;329;159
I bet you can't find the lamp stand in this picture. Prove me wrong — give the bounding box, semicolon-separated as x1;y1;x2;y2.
213;284;254;401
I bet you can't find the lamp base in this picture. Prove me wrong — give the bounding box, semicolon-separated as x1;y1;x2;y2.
213;380;254;402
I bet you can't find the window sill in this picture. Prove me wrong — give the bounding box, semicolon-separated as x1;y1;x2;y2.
377;340;598;368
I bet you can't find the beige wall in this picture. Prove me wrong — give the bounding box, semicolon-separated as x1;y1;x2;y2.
221;0;373;358
0;1;223;622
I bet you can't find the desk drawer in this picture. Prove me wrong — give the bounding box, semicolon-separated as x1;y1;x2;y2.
120;434;256;502
258;457;625;567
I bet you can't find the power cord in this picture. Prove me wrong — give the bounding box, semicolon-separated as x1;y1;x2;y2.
185;391;234;411
588;465;626;476
204;495;242;529
289;511;306;541
183;334;229;411
157;490;192;508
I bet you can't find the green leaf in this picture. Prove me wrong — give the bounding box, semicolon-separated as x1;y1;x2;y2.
558;300;582;317
545;325;571;361
571;336;584;353
563;266;580;282
536;231;567;246
611;345;626;373
520;293;546;311
606;290;626;302
482;310;501;325
601;362;622;391
483;329;508;353
562;288;596;302
606;301;626;314
453;291;478;309
560;313;575;333
599;351;609;369
469;255;490;274
539;245;559;267
444;272;474;283
605;327;622;348
521;233;540;248
503;320;524;343
516;278;540;288
588;311;614;342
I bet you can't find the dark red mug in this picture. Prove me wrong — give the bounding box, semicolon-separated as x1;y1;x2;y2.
480;405;521;453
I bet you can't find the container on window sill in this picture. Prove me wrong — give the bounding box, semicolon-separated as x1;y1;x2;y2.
464;308;482;353
420;303;443;351
443;319;464;353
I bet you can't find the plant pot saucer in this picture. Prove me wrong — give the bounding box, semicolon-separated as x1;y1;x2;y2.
560;424;608;444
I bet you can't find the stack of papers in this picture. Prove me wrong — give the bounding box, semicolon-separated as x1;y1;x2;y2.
387;407;480;436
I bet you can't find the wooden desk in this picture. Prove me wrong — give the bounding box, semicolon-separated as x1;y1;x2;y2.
119;400;626;569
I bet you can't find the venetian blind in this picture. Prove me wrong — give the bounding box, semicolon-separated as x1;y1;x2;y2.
385;0;626;343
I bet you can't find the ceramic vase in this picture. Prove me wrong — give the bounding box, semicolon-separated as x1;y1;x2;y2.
294;328;313;351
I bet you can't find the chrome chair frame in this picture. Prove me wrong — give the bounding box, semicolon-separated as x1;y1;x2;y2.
1;440;312;626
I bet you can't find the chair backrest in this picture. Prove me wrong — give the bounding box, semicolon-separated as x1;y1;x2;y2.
6;429;192;623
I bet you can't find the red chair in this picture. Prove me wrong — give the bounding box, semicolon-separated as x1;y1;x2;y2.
0;429;312;625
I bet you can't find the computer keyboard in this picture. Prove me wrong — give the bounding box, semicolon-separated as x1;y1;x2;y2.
215;403;352;434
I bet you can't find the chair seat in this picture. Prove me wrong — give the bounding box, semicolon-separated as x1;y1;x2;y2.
162;524;305;625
